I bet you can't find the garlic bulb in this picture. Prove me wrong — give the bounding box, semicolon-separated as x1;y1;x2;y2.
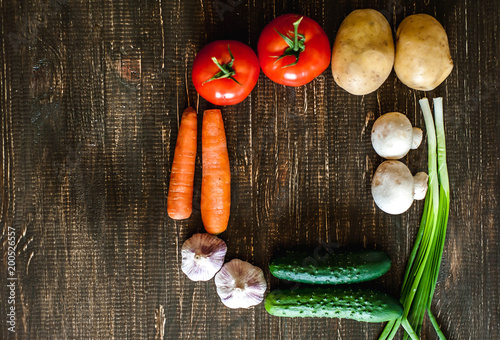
181;233;227;281
214;259;267;309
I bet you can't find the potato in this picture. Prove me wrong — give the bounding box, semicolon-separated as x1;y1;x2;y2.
331;9;394;95
394;14;453;91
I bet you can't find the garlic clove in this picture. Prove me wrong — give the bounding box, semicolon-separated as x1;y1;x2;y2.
181;233;227;281
214;259;267;309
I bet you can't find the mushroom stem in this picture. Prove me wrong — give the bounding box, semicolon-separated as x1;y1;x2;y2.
411;127;423;150
413;172;429;200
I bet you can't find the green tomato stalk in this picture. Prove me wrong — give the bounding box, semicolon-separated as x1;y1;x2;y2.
203;45;241;85
273;17;306;68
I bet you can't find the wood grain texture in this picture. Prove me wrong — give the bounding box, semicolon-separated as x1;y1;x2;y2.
1;0;498;339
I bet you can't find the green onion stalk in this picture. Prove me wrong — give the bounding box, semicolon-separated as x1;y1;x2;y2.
379;98;450;340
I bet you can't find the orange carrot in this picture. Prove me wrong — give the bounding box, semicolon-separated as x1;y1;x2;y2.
167;107;197;220
201;109;231;234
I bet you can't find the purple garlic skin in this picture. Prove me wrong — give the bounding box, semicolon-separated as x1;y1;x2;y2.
215;259;267;309
181;233;227;281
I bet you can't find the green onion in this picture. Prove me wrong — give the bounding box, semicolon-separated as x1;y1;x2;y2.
379;98;450;340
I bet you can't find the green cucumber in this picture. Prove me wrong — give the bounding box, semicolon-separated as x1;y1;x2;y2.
269;249;391;284
265;287;403;322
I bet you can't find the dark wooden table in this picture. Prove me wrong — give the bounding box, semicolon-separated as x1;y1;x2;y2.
1;0;498;339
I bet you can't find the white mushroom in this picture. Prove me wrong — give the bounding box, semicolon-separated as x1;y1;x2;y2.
371;160;428;215
371;112;423;159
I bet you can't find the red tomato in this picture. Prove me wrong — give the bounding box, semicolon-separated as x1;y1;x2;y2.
192;40;260;106
257;14;331;86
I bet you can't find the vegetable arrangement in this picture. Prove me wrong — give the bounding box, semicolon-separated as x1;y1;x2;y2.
266;247;403;322
167;108;231;234
181;233;267;308
189;11;452;104
370;111;429;214
168;7;454;335
379;98;450;340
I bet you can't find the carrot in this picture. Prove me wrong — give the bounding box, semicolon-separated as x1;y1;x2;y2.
167;107;197;220
201;109;231;234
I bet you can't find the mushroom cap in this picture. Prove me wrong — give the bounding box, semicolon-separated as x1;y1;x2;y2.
371;160;415;215
371;112;413;159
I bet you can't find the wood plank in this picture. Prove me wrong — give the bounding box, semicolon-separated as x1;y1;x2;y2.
0;0;498;339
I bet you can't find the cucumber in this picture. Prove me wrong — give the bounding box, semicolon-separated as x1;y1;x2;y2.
269;249;391;284
265;287;403;322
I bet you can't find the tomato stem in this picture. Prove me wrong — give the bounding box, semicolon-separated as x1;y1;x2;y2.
273;17;305;68
292;17;303;52
203;45;241;85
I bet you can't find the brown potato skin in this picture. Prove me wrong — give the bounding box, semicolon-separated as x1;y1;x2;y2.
331;9;394;95
394;14;453;91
